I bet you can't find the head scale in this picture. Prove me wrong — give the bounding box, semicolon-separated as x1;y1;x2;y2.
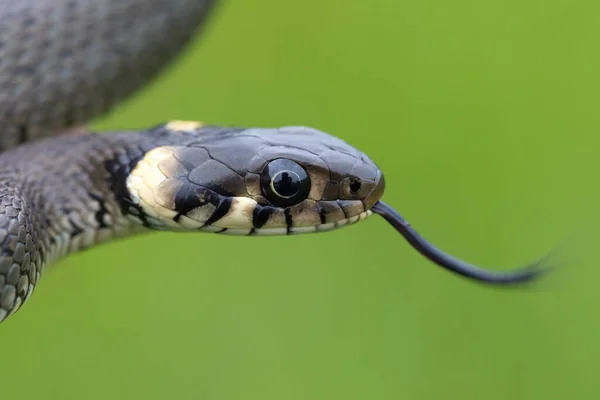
122;122;385;235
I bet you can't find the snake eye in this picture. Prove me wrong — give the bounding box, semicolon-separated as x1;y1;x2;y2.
260;158;311;207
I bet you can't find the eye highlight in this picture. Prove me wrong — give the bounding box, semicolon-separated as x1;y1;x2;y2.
260;158;311;207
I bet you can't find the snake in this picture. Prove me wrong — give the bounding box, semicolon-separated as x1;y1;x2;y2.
0;0;565;326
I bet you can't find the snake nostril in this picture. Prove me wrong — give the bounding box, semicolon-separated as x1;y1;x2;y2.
349;178;362;194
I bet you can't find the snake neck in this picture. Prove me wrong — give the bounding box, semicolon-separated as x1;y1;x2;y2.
0;131;161;320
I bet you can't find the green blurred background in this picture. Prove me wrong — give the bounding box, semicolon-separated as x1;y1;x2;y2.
3;0;600;398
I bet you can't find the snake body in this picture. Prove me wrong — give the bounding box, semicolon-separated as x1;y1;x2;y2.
0;0;218;149
0;0;388;324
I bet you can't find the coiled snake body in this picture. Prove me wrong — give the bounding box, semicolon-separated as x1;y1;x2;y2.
0;0;563;325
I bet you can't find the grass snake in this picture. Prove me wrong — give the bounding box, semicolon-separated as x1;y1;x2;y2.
0;0;565;325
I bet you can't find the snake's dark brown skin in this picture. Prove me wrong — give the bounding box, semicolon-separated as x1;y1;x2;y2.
0;0;561;325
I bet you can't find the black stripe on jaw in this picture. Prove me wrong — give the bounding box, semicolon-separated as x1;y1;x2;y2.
317;204;327;224
172;184;220;223
173;183;199;222
284;208;293;232
336;200;350;219
252;205;277;229
204;197;232;226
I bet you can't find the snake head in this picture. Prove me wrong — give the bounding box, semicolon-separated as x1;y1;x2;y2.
122;123;385;235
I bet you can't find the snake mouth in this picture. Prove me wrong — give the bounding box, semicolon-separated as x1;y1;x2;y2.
249;210;373;236
371;200;555;285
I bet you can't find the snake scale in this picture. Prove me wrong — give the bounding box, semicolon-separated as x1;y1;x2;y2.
0;0;565;326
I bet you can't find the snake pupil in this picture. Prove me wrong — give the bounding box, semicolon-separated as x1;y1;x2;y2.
272;171;300;198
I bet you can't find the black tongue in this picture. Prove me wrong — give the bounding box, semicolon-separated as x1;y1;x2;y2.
370;200;554;285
